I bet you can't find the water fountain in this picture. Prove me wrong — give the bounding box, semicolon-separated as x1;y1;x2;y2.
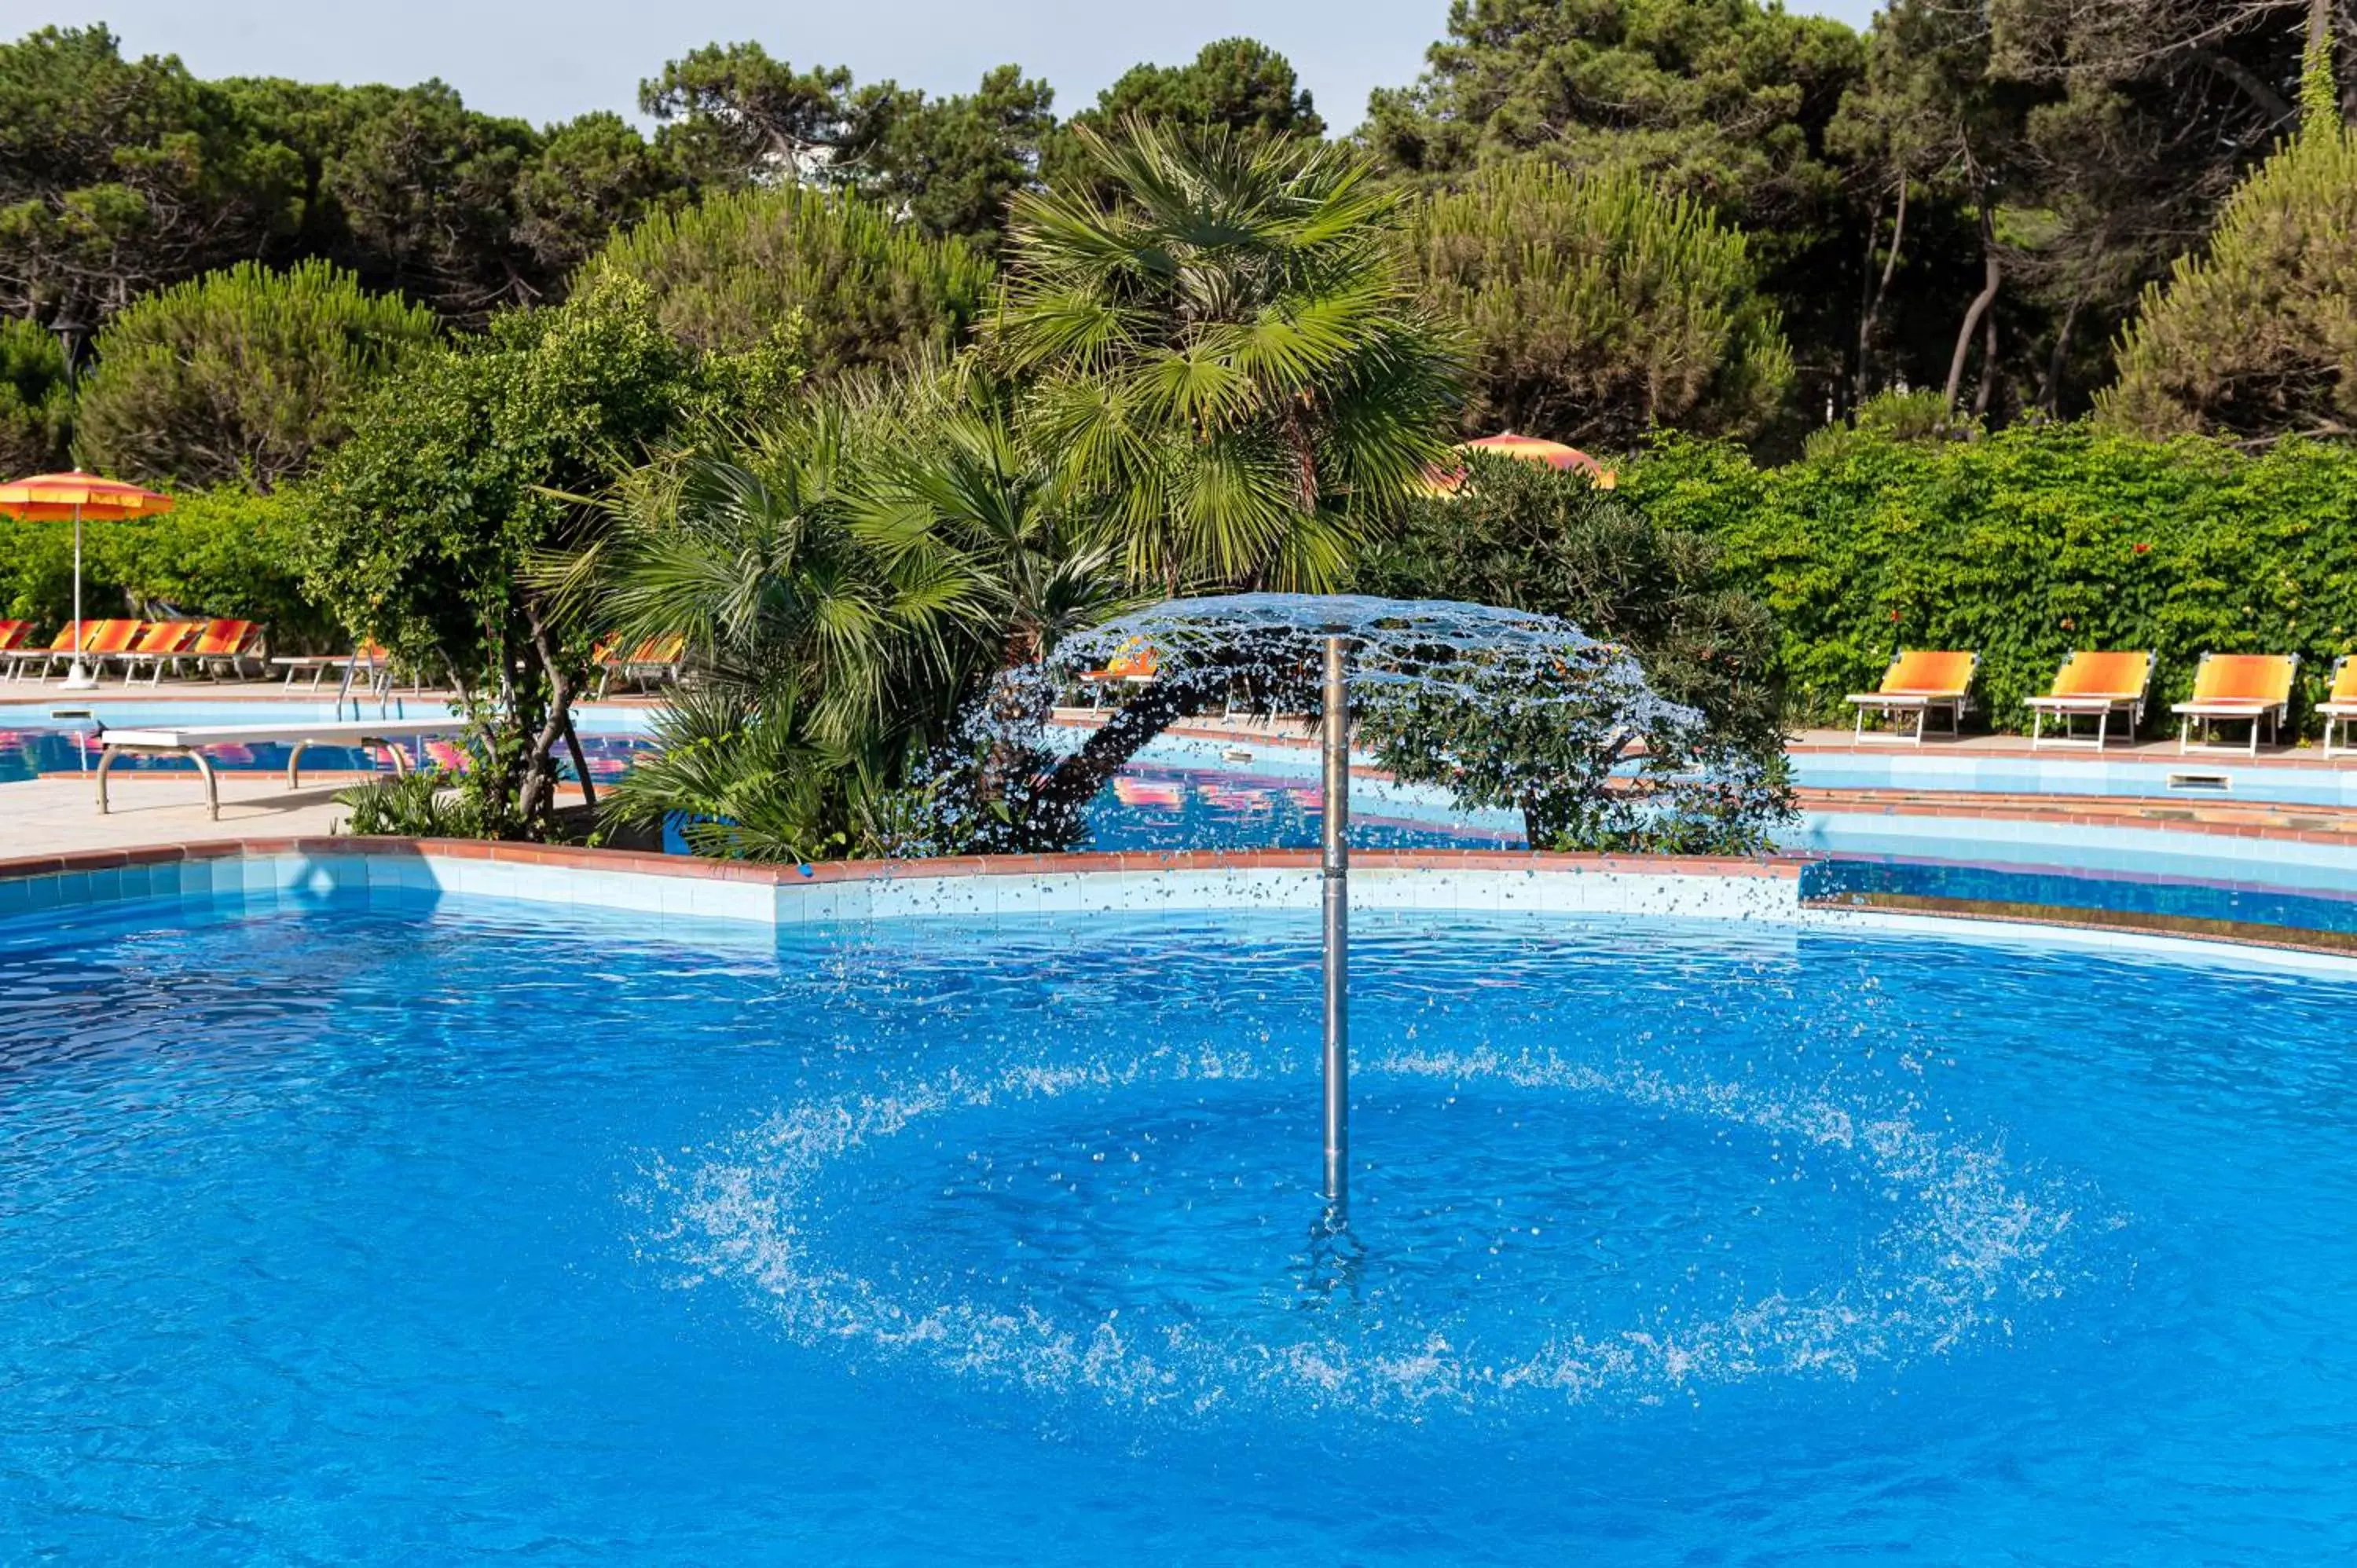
1050;594;1705;1214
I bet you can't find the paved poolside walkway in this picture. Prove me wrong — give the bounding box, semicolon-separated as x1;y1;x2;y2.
1787;725;2344;766
0;772;600;859
0;774;353;857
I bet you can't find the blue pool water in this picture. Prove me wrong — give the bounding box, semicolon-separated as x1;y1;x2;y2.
0;701;654;786
1079;763;1521;851
4;893;2355;1560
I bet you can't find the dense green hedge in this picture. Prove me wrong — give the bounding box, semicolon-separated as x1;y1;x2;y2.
0;488;335;651
1626;423;2357;734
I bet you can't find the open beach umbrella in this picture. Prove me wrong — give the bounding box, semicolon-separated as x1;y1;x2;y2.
1458;432;1616;486
0;471;174;689
1422;431;1618;495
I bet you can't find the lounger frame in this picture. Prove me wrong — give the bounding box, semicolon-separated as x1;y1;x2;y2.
1846;651;1979;746
2172;652;2300;757
2318;654;2357;760
2025;651;2157;751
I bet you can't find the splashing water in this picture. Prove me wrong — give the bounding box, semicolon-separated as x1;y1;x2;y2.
1050;592;1699;725
915;593;1765;858
649;914;2088;1423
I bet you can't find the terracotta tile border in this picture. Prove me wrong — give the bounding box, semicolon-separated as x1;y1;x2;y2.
0;837;1809;888
1809;847;2357;903
1798;789;2357;846
1811;892;2357;959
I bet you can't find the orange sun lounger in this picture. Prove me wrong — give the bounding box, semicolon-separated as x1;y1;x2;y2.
2319;657;2357;760
110;621;203;685
1846;650;1978;745
2;621;89;682
2024;650;2155;749
2172;652;2299;756
60;619;141;680
1080;639;1158;709
181;619;264;680
597;632;687;696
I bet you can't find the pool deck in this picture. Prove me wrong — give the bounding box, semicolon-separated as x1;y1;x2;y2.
9;692;2357;863
0;773;356;855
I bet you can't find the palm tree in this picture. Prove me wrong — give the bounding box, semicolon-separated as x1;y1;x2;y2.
991;119;1461;593
585;408;983;859
849;384;1140;664
585;376;1140;860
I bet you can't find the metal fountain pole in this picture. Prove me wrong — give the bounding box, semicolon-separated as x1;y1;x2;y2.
1320;633;1350;1210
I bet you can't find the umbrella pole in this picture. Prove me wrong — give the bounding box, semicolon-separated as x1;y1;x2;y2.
62;503;96;691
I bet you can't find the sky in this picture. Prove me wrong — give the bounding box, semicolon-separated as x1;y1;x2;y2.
8;1;1886;134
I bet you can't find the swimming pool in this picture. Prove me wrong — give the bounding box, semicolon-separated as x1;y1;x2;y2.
3;872;2354;1562
0;700;658;785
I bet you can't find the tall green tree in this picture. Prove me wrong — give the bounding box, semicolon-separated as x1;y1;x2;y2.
638;39;1061;248
1398;163;1793;443
1827;0;2035;424
587;372;1130;861
0;25;303;323
2101;31;2357;440
0;319;71;475
639;43;866;189
991;121;1461;592
857;66;1058;248
1369;0;1864;415
305;276;694;838
1041;38;1323;197
512;111;676;282
589;184;994;381
74;258;439;489
1830;0;2348;423
303;82;544;321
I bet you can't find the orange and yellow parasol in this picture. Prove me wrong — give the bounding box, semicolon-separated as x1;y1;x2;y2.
0;471;175;688
1422;431;1618;495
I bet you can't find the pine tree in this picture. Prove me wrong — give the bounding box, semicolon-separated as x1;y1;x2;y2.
2099;31;2357;441
73;258;438;489
1398;163;1794;445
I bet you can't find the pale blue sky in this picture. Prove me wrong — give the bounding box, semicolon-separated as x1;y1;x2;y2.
4;2;1884;133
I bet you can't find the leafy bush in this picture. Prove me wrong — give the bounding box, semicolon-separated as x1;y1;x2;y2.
305;273;694;837
335;769;482;837
1626;422;2357;731
73;258;439;489
0;485;331;647
1352;449;1791;851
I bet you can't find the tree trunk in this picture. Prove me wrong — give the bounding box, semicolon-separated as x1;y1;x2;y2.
1854;177;1907;409
513;606;581;836
1031;672;1231;827
559;712;597;811
1970;310;2000;422
2039;288;2085;415
1941;197;2002;424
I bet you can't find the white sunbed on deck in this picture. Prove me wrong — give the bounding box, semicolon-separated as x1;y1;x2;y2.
94;719;461;820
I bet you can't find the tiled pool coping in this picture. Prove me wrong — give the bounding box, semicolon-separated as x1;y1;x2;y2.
0;840;1805;929
11;836;2357;967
